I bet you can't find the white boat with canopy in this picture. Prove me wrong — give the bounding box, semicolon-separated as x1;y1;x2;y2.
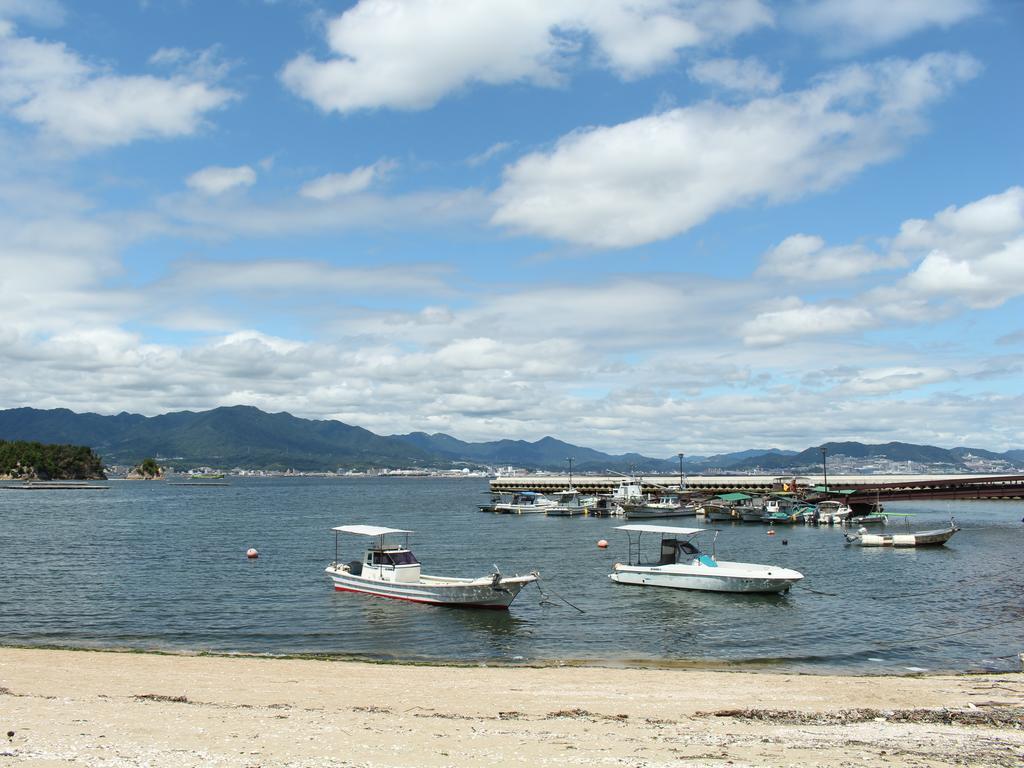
325;525;538;609
608;524;803;594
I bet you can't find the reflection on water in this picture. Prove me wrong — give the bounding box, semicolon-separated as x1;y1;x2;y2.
1;477;1022;672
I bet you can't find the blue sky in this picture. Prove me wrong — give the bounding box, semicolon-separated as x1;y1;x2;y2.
1;0;1022;455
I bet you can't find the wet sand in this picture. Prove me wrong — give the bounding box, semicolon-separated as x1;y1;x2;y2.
1;647;1022;766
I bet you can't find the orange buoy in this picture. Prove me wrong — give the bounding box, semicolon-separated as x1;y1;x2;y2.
766;529;776;536
597;539;608;549
246;548;259;559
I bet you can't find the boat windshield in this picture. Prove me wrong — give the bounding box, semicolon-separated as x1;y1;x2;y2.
370;549;420;566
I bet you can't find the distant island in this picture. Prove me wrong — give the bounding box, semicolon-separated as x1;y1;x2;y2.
0;405;1021;475
0;439;106;480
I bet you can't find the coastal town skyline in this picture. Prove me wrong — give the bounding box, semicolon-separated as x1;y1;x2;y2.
1;1;1022;455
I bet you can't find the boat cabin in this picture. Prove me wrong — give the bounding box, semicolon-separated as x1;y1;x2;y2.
615;524;718;568
332;525;423;584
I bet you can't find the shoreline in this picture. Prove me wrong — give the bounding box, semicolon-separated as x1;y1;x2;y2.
2;646;1022;767
3;640;1018;676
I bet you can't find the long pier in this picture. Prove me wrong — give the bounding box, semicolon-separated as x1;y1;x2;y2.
489;473;1024;502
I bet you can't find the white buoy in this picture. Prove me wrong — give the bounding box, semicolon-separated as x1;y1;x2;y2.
246;548;259;559
597;539;608;549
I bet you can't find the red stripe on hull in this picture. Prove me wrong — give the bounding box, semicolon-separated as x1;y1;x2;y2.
332;584;510;610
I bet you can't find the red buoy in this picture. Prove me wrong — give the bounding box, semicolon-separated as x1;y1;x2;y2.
766;529;776;536
246;548;259;559
597;539;608;549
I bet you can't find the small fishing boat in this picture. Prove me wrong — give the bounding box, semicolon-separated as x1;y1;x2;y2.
844;517;959;548
811;499;852;525
701;502;740;522
493;491;557;514
608;524;804;593
325;525;538;608
546;488;596;516
623;493;691;518
588;496;626;517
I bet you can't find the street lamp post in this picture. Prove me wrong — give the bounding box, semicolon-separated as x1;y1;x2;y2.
567;456;574;489
820;446;829;495
677;452;685;491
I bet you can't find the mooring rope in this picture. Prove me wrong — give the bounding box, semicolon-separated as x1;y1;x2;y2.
535;576;586;613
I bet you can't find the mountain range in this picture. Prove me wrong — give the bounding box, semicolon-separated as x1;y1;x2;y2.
0;406;1020;472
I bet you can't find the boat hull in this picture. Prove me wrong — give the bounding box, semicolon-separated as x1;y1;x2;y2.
325;566;537;608
849;526;958;548
609;561;802;594
623;506;692;519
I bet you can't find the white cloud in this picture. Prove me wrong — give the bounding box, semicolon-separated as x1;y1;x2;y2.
467;141;513;167
839;366;955;395
741;301;875;345
492;52;979;247
148;45;234;83
689;56;781;94
186;165;256;195
757;233;904;280
791;0;986;54
281;0;772;113
0;24;235;148
0;0;65;26
299;160;395;200
895;187;1024;309
156;258;452;298
161;186;489;239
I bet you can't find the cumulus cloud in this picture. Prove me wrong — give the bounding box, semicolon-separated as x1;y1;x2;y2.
299;160;396;200
186;165;256;195
791;0;986;54
689;56;781;94
0;23;235;148
491;52;979;248
895;187;1024;309
757;233;904;280
281;0;771;113
741;301;875;345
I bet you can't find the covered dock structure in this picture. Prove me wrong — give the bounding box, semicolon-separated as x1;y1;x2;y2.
488;473;1024;502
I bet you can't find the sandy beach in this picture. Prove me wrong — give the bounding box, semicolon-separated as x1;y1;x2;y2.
1;648;1021;767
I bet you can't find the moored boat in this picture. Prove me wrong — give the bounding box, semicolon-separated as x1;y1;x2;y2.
608;524;804;593
622;493;691;518
493;491;557;514
325;525;538;608
844;518;959;548
546;488;596;516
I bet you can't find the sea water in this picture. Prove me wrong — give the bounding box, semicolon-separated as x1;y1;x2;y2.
1;477;1021;673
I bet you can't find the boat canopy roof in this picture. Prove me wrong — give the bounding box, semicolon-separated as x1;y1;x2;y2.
812;486;856;494
332;525;413;537
717;492;752;501
616;524;705;535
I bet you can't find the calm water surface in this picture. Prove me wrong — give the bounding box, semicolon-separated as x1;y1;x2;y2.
1;477;1021;673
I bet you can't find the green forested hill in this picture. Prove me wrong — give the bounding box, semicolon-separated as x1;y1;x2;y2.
0;440;106;480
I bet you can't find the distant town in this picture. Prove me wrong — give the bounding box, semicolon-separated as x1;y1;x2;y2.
104;448;1023;481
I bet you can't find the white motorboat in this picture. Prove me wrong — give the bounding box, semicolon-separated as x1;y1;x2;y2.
844;518;959;548
622;493;692;519
811;499;852;525
608;524;804;594
325;525;538;609
493;491;557;514
546;488;597;516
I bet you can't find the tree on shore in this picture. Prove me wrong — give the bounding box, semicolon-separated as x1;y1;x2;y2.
0;440;106;480
135;457;162;479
